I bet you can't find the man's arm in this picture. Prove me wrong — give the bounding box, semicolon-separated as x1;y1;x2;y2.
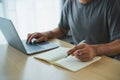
43;27;69;39
67;39;120;62
93;39;120;56
27;27;69;43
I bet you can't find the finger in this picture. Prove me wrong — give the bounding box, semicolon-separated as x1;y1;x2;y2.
76;53;88;59
67;46;80;55
72;50;81;56
27;33;32;43
68;44;86;55
77;43;87;49
72;48;86;56
76;56;91;62
27;33;40;44
77;52;94;62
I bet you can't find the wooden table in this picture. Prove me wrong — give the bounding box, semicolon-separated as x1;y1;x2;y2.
0;39;120;80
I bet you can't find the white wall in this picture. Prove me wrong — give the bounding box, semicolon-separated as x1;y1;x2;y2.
1;0;61;39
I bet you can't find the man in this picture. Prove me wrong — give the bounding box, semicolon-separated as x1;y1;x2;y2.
27;0;120;62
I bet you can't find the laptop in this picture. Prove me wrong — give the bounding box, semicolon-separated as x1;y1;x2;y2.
0;17;59;54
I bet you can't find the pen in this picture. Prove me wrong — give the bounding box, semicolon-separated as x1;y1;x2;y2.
66;40;86;57
78;40;86;45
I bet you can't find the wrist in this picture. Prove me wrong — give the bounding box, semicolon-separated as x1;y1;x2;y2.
41;32;49;41
92;44;108;56
42;31;55;40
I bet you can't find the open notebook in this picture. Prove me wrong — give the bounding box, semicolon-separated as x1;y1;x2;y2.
34;47;101;71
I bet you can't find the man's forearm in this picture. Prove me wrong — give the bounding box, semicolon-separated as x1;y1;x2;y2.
93;39;120;56
42;27;68;39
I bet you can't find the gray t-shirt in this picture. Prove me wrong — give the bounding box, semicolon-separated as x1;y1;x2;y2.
59;0;120;45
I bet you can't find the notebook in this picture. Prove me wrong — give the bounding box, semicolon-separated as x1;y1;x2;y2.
34;47;101;71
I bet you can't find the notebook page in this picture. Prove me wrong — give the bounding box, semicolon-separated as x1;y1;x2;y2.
34;47;70;63
55;56;101;71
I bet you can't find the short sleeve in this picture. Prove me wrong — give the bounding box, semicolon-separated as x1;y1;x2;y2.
58;0;70;30
107;0;120;41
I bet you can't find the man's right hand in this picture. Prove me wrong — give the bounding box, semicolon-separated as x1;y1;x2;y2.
27;32;48;44
26;27;69;44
